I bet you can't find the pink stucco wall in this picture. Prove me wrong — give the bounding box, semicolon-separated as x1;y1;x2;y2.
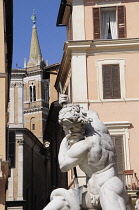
87;52;139;100
86;52;139;175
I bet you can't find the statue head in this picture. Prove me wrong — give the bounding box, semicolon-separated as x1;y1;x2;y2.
59;104;92;141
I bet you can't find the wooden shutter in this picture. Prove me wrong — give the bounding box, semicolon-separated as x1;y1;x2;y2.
112;136;125;180
102;64;121;99
111;64;121;98
102;65;112;99
117;6;126;38
93;8;101;39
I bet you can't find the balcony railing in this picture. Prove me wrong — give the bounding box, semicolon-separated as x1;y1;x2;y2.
124;170;139;191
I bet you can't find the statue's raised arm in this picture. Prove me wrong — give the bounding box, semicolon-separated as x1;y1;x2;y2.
58;102;93;172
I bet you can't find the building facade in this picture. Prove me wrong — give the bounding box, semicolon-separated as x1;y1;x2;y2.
6;128;48;210
6;15;55;210
55;0;139;208
0;0;13;209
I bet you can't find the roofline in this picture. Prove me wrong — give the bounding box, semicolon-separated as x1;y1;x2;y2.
9;127;43;148
44;62;60;70
56;0;72;26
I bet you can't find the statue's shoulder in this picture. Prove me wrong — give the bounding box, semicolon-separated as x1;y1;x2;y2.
86;110;108;134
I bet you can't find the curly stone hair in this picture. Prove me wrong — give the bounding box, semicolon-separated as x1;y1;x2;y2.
59;104;91;126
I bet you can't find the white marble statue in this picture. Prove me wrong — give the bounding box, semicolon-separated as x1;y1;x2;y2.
43;94;129;210
135;198;139;210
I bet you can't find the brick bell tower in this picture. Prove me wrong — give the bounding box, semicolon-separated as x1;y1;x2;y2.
23;12;49;142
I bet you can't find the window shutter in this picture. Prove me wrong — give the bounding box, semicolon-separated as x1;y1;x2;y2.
117;6;126;38
111;64;121;98
102;64;121;99
102;65;112;99
93;8;101;39
112;136;125;176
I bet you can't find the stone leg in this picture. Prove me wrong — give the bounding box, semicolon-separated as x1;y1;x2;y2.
43;188;81;210
43;196;70;210
100;176;128;210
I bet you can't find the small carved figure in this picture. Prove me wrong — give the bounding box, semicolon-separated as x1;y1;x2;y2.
43;94;129;210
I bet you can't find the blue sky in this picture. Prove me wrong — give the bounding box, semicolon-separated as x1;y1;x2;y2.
12;0;66;69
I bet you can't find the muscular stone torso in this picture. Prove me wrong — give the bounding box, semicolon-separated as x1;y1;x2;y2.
79;129;116;178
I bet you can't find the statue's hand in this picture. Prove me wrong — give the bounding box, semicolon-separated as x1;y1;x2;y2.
65;134;72;141
65;133;80;148
59;94;68;105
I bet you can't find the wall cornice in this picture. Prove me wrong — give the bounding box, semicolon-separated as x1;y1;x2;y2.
104;121;131;129
55;38;139;91
10;82;24;88
23;107;49;114
64;38;139;53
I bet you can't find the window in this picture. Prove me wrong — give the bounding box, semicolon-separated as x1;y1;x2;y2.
102;64;121;99
32;124;35;130
44;85;49;103
96;59;126;101
93;6;126;40
29;83;36;102
30;86;32;102
105;122;131;185
112;135;125;181
30;117;36;131
33;85;36;101
101;7;117;39
9;130;16;168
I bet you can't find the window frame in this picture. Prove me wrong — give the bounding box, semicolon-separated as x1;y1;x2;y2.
102;64;121;99
93;5;126;40
105;121;131;184
96;58;126;102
